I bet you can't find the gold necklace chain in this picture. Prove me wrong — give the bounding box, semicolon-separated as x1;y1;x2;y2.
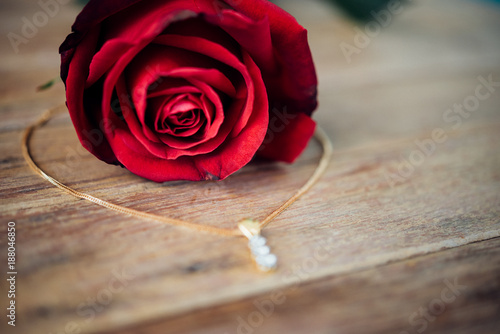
22;104;332;270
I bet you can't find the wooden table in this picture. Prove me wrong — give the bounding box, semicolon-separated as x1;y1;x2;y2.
1;0;499;333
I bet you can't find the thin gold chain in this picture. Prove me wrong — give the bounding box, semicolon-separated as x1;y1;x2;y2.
22;104;332;237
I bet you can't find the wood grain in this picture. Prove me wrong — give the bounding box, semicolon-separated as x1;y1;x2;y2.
1;0;499;333
102;237;500;334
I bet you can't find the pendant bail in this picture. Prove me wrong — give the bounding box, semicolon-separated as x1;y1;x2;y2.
238;219;277;272
238;219;262;239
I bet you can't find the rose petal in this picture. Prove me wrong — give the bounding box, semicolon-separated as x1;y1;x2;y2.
193;51;269;179
99;9;202;162
62;0;317;182
161;16;241;60
149;78;226;155
151;94;205;137
258;113;316;163
115;72;227;159
205;10;276;74
83;1;201;86
154;34;254;136
60;0;142;80
125;44;236;128
65;25;117;164
147;79;199;98
227;0;318;115
110;50;268;181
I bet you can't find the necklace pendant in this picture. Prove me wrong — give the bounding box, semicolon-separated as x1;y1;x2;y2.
238;220;278;272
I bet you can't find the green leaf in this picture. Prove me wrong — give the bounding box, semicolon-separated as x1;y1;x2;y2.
36;77;60;92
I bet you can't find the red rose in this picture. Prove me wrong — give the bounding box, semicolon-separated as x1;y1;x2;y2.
60;0;317;182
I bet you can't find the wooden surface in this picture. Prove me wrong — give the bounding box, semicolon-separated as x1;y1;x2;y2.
1;0;499;333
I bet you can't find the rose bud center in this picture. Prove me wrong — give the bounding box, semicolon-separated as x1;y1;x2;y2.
155;93;207;137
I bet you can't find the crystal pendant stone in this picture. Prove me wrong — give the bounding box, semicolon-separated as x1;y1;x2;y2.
255;254;278;272
238;219;278;272
249;235;267;248
251;245;270;256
